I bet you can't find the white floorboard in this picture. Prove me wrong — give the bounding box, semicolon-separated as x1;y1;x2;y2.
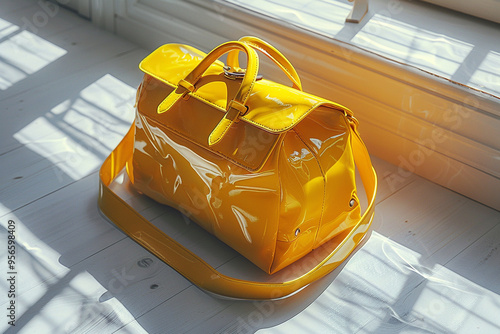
1;2;499;334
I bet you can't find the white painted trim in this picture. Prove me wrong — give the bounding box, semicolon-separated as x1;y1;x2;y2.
100;0;500;211
420;0;500;24
90;0;116;31
53;0;91;18
77;0;91;18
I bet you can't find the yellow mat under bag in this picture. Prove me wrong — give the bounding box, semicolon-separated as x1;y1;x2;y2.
98;37;377;300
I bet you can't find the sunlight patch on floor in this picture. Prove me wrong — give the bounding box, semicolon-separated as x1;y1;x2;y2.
13;74;135;181
0;23;67;90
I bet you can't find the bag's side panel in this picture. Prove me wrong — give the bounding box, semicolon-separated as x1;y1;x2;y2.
269;131;325;273
294;108;361;248
132;75;282;273
270;107;361;273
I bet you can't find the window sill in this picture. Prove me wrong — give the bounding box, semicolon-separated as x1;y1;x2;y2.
106;0;500;211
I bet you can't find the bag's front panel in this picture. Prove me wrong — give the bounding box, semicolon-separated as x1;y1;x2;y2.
137;75;281;172
132;77;282;273
293;108;361;247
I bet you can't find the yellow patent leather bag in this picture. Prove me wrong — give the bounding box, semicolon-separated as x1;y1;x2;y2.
99;37;377;300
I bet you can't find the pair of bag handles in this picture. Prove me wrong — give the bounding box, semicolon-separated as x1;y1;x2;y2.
157;37;302;146
226;36;303;91
98;37;377;300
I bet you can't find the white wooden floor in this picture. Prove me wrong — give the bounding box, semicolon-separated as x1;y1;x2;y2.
1;2;499;333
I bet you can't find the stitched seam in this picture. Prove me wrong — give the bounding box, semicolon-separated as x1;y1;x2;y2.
241;49;258;103
211;119;232;144
159;94;181;113
292;127;326;247
191;92;226;110
141;68;177;88
269;135;283;273
244;103;344;132
162;90;344;132
143;70;347;131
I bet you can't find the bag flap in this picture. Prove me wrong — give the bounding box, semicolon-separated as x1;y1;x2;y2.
139;44;350;134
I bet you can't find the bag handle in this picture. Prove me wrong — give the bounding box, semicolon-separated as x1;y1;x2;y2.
226;36;302;91
98;118;377;300
156;41;259;146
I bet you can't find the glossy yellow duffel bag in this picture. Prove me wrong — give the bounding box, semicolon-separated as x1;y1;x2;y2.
99;37;377;300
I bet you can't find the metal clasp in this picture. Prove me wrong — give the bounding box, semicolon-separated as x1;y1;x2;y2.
223;66;263;81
